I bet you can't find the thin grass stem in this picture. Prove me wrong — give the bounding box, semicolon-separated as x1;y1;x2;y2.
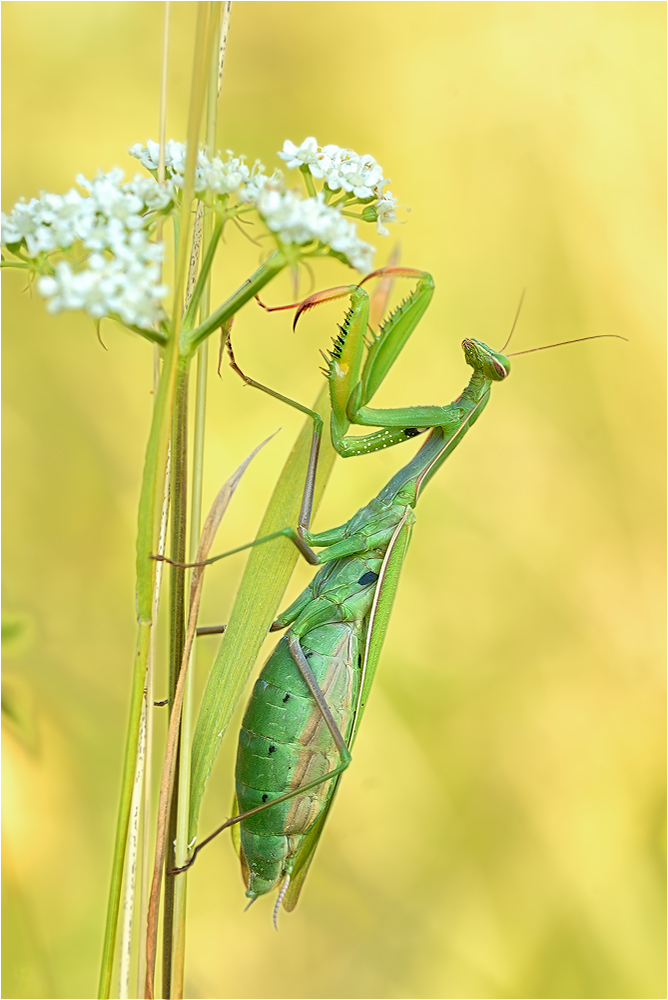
137;21;171;972
171;9;228;991
163;196;205;995
137;457;170;998
119;695;147;998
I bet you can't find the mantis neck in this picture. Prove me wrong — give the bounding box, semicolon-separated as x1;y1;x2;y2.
378;369;494;506
456;369;488;409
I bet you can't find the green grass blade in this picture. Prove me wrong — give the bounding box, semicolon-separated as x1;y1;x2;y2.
188;384;335;840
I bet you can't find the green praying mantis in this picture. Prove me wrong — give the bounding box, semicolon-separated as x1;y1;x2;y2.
171;266;621;925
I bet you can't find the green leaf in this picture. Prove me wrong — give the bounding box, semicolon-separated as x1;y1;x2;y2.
188;384;336;839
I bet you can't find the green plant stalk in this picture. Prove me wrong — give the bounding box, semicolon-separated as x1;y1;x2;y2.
171;338;208;998
163;194;205;994
168;365;190;703
98;6;212;996
163;361;190;996
182;251;286;356
172;8;227;988
188;382;337;842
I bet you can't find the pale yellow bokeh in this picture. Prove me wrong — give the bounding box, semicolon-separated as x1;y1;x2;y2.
2;3;664;998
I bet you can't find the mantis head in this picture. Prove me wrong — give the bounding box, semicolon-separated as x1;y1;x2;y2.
462;339;510;381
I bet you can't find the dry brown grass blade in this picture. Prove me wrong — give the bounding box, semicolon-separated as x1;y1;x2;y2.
369;245;400;328
143;433;274;999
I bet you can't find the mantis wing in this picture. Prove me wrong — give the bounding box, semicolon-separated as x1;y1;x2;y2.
351;514;413;746
283;514;413;912
283;789;339;912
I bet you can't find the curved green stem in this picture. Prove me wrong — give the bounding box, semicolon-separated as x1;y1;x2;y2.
121;321;169;347
0;259;33;269
181;250;287;356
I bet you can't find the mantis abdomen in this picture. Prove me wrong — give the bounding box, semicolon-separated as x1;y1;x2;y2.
235;551;384;900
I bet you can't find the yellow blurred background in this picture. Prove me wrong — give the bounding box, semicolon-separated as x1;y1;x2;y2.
2;3;664;997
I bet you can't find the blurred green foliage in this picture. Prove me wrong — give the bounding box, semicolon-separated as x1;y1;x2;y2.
2;3;665;997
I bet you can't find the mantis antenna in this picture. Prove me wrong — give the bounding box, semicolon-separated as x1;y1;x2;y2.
500;288;526;352
507;333;628;356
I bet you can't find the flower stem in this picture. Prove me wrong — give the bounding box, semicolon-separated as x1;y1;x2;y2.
162;359;190;997
171;8;230;992
182;250;286;356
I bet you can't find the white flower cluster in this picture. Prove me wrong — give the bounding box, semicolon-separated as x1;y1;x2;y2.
37;249;166;330
256;189;374;273
131;139;378;271
130;140;255;198
2;137;396;331
1;167;169;329
278;137;398;234
237;160;283;204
